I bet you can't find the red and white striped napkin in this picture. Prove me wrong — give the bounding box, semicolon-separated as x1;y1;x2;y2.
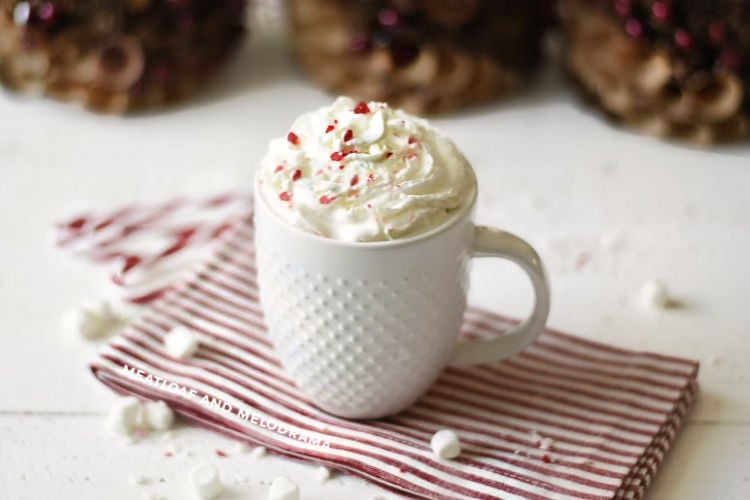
58;194;699;500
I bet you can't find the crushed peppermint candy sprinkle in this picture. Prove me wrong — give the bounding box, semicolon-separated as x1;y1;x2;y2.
274;165;283;173
279;192;292;202
287;132;300;146
350;175;359;186
330;149;357;162
353;101;371;114
325;124;335;133
292;169;302;181
319;195;336;205
343;129;354;142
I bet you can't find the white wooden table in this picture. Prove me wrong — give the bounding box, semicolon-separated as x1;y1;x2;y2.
1;19;749;500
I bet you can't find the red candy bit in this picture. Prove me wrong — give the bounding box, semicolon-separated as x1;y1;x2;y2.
343;129;354;142
350;175;359;186
37;1;56;23
625;18;643;37
542;454;552;464
408;136;416;145
274;165;283;173
279;191;292;202
353;101;371;114
709;22;726;44
650;1;669;21
319;195;336;205
325;124;335;133
720;47;740;70
292;169;302;181
287;132;300;146
331;148;357;162
674;29;692;49
215;449;227;458
614;0;631;16
367;173;376;182
378;7;400;27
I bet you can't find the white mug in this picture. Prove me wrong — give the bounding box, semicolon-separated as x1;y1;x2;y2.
254;168;550;419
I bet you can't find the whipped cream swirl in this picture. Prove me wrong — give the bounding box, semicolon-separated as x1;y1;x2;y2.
256;96;473;242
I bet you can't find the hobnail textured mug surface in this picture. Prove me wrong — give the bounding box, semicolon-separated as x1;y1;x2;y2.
255;193;472;419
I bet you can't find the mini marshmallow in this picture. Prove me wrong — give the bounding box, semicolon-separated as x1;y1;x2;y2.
250;446;267;459
164;325;199;359
430;429;462;459
188;463;223;499
314;466;331;482
640;279;670;309
268;476;299;500
232;442;250;454
107;396;143;436
144;401;174;431
62;300;125;341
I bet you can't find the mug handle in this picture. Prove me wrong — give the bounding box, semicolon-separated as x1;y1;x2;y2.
448;226;550;366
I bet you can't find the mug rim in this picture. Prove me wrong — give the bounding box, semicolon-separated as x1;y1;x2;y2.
254;166;478;250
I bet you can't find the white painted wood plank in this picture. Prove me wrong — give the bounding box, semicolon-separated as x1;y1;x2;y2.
647;423;750;500
0;414;387;499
